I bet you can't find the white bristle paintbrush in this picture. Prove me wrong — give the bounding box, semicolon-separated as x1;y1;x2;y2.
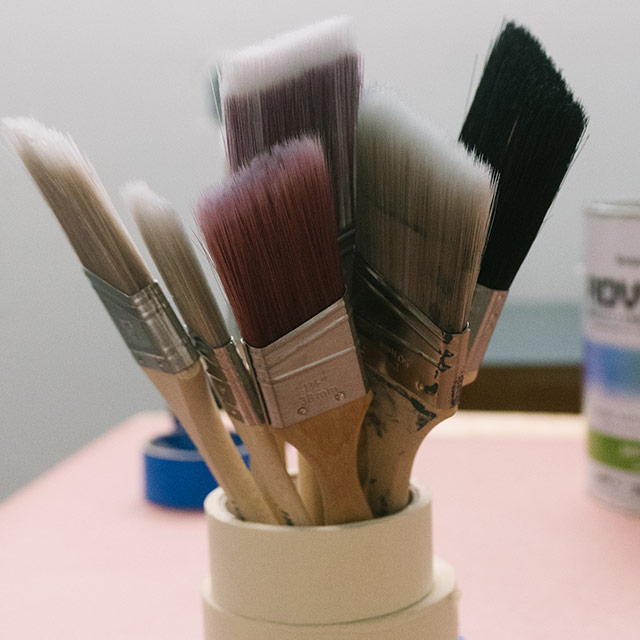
3;117;276;525
198;137;373;525
218;15;361;250
124;181;313;526
459;22;588;384
353;88;495;516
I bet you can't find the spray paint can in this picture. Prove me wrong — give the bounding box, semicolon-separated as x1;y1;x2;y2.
584;201;640;514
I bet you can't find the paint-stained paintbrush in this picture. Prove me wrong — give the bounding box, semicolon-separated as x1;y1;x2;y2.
459;22;588;383
198;137;372;525
3;118;276;525
124;181;313;525
353;89;495;516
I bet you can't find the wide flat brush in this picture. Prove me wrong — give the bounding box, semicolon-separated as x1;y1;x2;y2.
459;22;587;382
124;182;313;525
4;118;276;525
219;17;363;516
353;89;495;516
218;15;361;242
198;137;373;525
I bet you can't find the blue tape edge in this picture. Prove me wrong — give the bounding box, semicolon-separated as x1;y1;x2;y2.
144;428;250;510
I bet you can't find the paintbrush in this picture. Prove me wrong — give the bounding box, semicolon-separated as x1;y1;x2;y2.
124;181;313;525
197;136;373;525
353;88;495;516
217;15;361;263
3;117;276;525
459;21;588;383
217;16;363;519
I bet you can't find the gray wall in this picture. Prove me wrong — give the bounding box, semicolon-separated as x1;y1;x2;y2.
2;0;637;499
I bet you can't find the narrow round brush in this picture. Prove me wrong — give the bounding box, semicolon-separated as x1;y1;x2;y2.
3;118;276;524
218;15;361;235
353;89;495;515
198;137;373;525
460;22;588;381
124;181;313;525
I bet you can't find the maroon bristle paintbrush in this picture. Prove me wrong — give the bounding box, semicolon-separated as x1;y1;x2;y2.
197;136;373;525
217;17;363;519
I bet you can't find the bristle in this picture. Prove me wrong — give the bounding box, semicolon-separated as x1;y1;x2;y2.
460;22;588;291
220;16;361;231
219;16;356;95
3;117;150;294
197;137;343;348
123;181;230;348
355;88;495;334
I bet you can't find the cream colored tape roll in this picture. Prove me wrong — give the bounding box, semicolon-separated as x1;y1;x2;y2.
204;481;434;625
202;556;458;640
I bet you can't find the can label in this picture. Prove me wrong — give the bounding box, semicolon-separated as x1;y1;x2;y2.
584;202;640;514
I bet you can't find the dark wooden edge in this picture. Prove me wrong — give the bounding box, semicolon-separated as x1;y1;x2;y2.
459;366;582;413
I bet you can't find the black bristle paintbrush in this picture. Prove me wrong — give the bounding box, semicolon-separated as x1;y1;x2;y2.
124;182;313;526
218;16;361;251
3;117;277;525
459;22;588;383
353;88;495;516
197;137;373;525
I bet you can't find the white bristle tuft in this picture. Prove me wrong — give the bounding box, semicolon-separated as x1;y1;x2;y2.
3;117;150;294
3;117;98;185
123;181;230;348
355;88;496;334
122;181;172;220
219;16;356;96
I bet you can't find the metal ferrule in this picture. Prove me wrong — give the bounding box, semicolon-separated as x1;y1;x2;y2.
352;259;469;411
463;285;508;384
84;269;197;374
246;298;367;428
193;337;265;425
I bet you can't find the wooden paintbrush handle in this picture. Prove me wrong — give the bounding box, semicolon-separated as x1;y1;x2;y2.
313;459;373;525
364;376;455;516
143;361;278;524
297;453;324;525
278;392;373;525
231;419;313;526
272;431;286;461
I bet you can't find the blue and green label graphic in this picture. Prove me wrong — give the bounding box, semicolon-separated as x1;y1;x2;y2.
583;341;640;395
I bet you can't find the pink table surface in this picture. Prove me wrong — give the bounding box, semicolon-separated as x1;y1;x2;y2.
1;411;638;639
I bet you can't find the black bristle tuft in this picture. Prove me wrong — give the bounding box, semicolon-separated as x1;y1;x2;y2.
460;21;588;292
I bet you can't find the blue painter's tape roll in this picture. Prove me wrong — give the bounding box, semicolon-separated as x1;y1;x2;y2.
144;429;250;510
583;341;640;394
